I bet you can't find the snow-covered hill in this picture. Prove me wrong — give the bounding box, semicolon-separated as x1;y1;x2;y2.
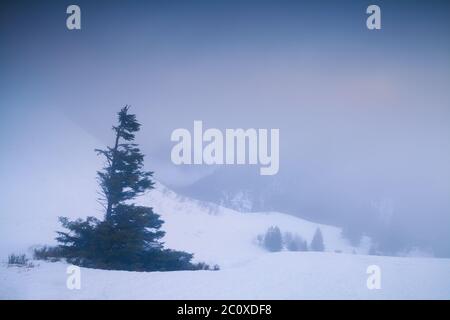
143;182;369;268
1;182;450;299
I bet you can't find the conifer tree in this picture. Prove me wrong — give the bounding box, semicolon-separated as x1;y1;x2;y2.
53;106;206;271
310;227;325;252
263;226;283;252
95;106;153;220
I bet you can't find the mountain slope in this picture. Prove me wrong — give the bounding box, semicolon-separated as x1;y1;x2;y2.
2;182;450;299
142;182;370;268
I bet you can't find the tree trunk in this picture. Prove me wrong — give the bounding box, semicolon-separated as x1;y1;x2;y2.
105;127;121;220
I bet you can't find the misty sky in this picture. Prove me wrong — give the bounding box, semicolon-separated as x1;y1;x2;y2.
1;0;450;256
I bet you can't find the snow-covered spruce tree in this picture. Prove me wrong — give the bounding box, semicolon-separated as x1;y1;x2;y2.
263;226;283;252
310;227;325;252
284;232;308;252
55;106;206;271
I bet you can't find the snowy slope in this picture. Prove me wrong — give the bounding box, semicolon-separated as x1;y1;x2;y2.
2;182;450;299
143;182;369;268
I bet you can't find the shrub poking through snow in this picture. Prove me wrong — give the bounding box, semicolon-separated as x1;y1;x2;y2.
8;253;34;268
33;246;63;262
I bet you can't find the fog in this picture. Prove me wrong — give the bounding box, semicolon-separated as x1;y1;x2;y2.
1;0;450;256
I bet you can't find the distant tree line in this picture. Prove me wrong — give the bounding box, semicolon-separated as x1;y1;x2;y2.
257;226;325;253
